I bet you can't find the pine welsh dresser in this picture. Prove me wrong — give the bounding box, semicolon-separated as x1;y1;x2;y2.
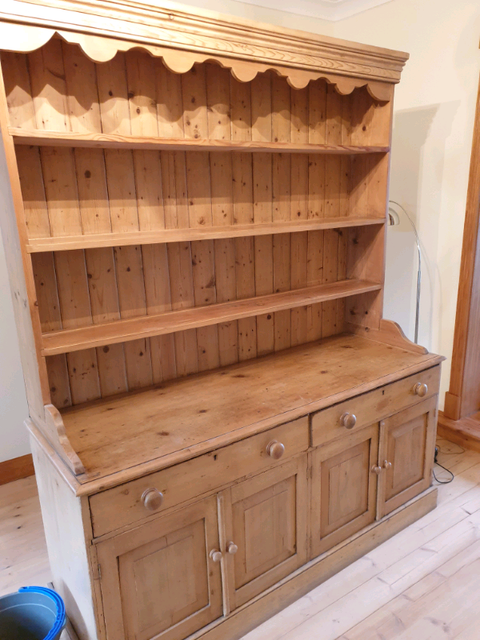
0;2;444;639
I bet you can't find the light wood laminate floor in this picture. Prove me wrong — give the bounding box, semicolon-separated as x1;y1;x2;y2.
1;439;479;640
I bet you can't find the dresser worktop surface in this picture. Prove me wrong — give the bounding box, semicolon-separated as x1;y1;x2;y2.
41;333;443;493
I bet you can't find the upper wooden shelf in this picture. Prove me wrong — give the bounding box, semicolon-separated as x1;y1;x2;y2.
41;279;382;357
10;128;390;155
26;217;384;253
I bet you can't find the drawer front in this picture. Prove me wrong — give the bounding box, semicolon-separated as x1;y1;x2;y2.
90;417;308;538
311;365;440;447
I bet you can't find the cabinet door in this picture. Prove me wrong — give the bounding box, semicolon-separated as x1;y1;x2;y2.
96;496;223;640
222;456;308;610
378;395;437;518
311;424;379;558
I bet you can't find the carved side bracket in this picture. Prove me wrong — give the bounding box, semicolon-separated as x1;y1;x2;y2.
347;319;430;356
43;404;85;476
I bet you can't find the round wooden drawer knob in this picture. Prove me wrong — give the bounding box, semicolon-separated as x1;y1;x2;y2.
371;465;382;475
210;549;223;563
383;460;392;469
266;440;285;460
142;488;164;511
227;541;238;555
340;412;357;429
413;382;428;397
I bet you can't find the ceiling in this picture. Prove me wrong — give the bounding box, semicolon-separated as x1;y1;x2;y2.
238;0;393;21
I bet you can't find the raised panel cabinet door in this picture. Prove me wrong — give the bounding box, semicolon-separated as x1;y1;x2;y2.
221;456;308;610
378;395;438;518
96;495;223;640
311;423;379;558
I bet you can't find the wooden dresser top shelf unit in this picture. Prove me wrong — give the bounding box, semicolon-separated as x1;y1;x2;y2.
48;332;443;492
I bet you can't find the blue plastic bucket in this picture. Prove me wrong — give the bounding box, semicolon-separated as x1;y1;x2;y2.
0;586;66;640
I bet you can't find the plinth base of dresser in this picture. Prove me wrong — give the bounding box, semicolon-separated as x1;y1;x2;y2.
194;486;437;640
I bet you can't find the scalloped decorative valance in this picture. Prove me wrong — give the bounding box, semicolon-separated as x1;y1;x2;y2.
0;0;408;101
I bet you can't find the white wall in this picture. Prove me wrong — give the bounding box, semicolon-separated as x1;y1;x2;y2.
333;0;480;408
0;0;479;461
142;0;334;32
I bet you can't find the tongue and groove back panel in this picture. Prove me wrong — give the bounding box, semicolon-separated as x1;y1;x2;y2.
1;38;391;408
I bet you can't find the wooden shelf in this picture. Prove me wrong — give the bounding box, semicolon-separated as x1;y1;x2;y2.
41;279;382;356
10;127;390;155
26;217;385;253
59;334;443;486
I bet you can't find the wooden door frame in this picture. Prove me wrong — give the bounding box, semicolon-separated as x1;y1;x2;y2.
438;74;480;449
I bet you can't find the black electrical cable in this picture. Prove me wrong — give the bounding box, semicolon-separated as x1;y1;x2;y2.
431;439;463;484
433;461;455;484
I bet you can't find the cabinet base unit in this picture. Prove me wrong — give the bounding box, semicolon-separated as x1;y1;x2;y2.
30;430;438;640
27;332;443;640
0;3;443;640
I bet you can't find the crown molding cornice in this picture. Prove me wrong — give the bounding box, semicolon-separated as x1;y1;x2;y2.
0;0;408;100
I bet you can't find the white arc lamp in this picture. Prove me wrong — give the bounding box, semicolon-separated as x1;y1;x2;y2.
387;200;422;344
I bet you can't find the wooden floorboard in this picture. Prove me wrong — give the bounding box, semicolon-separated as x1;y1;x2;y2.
0;438;478;640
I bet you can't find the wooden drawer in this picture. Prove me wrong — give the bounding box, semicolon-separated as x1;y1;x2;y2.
311;366;440;447
90;417;308;538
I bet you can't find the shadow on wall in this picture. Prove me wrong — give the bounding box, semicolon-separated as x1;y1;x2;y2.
385;100;459;349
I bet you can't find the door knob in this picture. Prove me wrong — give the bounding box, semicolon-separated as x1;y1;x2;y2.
340;412;357;429
371;465;382;474
383;460;392;469
210;549;223;562
141;488;164;511
266;440;285;460
226;541;238;555
413;382;428;397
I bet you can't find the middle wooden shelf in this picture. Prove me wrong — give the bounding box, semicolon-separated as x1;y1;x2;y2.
27;217;384;253
40;278;382;356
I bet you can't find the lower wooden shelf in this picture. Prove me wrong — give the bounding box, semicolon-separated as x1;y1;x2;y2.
41;278;382;356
